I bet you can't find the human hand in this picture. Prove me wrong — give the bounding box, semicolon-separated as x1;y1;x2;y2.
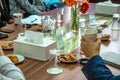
8;19;14;24
0;46;4;56
81;36;101;59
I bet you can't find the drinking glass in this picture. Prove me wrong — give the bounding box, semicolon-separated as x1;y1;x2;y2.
111;14;120;41
47;49;62;74
13;13;26;38
42;16;55;40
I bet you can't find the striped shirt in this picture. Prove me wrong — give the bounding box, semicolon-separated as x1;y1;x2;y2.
0;56;25;80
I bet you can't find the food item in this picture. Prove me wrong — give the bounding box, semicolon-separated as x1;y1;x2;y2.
8;55;19;63
0;41;14;49
59;52;77;62
69;52;77;60
101;34;110;40
101;34;110;38
36;24;42;30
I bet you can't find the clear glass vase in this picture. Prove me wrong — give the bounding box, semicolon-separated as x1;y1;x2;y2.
71;5;79;33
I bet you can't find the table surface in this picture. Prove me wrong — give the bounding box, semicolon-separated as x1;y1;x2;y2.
1;15;120;80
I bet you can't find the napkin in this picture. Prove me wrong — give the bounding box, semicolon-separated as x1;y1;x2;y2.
21;15;43;24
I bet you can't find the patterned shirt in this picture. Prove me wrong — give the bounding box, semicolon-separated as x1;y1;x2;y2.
9;0;46;16
0;56;25;80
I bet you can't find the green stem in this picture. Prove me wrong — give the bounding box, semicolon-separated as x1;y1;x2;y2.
71;5;78;30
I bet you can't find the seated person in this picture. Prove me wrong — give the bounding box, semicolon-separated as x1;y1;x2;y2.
0;45;25;80
81;36;120;80
0;0;14;27
9;0;46;18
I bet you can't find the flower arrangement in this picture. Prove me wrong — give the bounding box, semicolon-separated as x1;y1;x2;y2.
65;0;89;31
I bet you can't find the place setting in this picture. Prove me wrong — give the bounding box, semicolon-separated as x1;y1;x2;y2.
58;52;78;63
6;54;25;64
47;48;81;75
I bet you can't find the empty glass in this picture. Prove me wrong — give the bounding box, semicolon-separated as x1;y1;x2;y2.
111;14;120;29
111;14;120;41
47;49;62;74
42;16;55;39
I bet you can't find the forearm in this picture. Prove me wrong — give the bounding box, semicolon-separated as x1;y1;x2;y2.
0;56;25;80
82;55;120;80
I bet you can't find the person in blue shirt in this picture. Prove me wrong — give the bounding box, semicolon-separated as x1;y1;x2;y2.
81;36;120;80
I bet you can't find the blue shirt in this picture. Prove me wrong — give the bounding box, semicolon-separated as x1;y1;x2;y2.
82;55;120;80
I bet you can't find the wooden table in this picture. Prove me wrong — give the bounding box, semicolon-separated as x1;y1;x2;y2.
1;20;120;80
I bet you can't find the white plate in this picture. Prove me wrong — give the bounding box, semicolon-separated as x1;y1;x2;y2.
7;54;25;64
58;56;78;63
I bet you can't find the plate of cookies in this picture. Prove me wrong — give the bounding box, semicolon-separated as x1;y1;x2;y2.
58;52;78;63
0;41;14;50
7;54;25;64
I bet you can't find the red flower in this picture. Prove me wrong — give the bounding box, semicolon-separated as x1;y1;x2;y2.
80;2;89;14
65;0;89;14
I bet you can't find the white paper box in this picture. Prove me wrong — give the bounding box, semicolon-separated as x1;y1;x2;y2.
14;38;56;61
96;2;120;15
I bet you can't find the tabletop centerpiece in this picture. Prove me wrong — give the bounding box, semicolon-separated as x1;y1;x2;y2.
65;0;89;33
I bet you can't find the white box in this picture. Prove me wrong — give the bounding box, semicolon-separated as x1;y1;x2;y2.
96;2;120;15
14;38;56;61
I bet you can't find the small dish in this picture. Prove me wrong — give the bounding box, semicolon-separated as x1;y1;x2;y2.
58;53;78;63
59;56;78;63
7;54;25;64
0;41;14;50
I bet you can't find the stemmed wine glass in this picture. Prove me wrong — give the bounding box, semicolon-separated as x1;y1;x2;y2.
47;49;63;74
